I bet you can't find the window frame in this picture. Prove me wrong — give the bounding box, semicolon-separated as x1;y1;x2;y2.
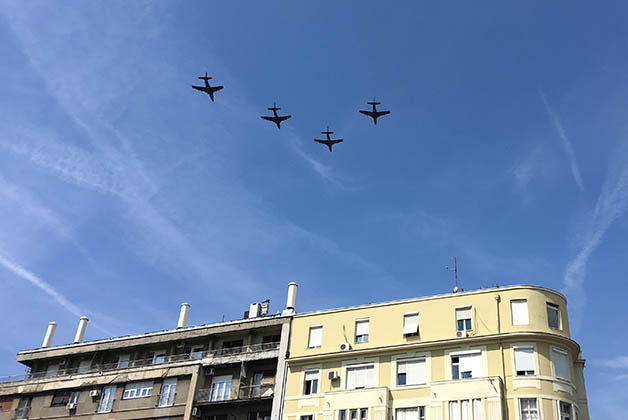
551;347;570;381
546;303;560;329
158;378;177;407
396;406;426;420
97;386;116;413
558;401;573;420
210;375;233;402
345;363;374;390
510;299;529;326
123;381;154;399
519;398;539;420
50;390;79;407
513;345;536;376
303;369;319;395
455;306;473;332
308;325;323;349
396;357;426;386
355;319;370;343
450;350;482;380
402;312;419;337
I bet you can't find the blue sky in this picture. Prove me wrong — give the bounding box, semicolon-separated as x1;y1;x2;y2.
0;1;627;417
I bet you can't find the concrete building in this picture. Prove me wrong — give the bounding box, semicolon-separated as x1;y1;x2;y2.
281;285;588;420
0;283;298;420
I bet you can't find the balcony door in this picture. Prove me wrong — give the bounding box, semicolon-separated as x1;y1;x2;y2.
210;375;232;401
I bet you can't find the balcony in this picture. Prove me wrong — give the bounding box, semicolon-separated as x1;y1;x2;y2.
0;342;280;386
195;383;274;405
12;407;30;419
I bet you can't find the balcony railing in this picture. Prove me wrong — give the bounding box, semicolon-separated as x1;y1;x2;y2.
0;342;280;385
195;383;274;404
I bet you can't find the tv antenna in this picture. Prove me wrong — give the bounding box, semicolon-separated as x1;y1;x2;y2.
445;256;460;293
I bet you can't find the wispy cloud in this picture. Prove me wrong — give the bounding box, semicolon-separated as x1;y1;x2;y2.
563;140;628;329
540;91;584;191
0;253;114;337
510;147;542;190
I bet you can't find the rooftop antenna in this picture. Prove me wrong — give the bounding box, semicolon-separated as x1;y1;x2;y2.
445;256;460;293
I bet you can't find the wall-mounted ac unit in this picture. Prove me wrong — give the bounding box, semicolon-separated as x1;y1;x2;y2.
339;343;352;351
88;390;100;397
456;330;468;338
66;402;77;410
328;371;339;380
192;407;201;417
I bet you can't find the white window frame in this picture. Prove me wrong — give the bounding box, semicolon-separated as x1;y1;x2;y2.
551;348;570;381
511;299;529;326
210;375;232;401
450;350;482;380
396;406;426;420
449;399;483;420
403;312;419;336
355;319;369;343
519;398;539;420
513;345;536;376
152;350;167;364
158;378;177;407
345;363;374;390
558;401;573;420
456;306;473;332
303;369;319;395
308;325;323;348
396;357;426;386
123;381;154;399
97;386;116;413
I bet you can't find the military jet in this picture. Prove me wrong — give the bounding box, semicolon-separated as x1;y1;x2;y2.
191;72;224;102
359;100;390;125
260;102;292;130
314;127;343;152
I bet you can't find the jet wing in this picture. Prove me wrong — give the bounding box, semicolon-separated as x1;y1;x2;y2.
260;116;275;122
212;86;224;92
278;115;292;122
375;110;390;117
359;110;374;117
191;85;206;92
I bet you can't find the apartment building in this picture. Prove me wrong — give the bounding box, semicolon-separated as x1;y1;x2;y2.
0;283;298;420
281;285;588;420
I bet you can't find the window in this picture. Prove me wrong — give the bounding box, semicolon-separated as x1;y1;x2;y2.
360;408;368;420
346;364;374;390
355;319;369;343
552;349;570;380
117;354;130;368
97;386;115;413
300;416;314;420
303;370;319;394
123;381;153;399
51;390;80;407
339;410;347;420
249;411;270;420
449;400;483;420
559;402;572;420
514;347;535;376
547;303;560;329
78;360;92;374
262;335;281;344
158;378;177;407
396;407;426;420
511;300;529;325
308;326;322;348
456;307;472;331
210;375;232;401
46;362;59;377
451;352;481;379
190;346;204;359
396;358;426;386
403;313;419;336
0;396;12;412
519;399;539;420
222;339;244;349
151;351;166;364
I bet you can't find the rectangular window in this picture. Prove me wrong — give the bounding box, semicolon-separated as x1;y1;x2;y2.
50;390;80;407
117;354;130;368
308;326;322;348
473;399;483;420
303;370;319;395
396;358;426;386
449;400;482;420
360;408;368;420
350;410;358;420
300;416;314;420
210;375;232;401
0;396;12;412
547;303;560;329
559;402;572;420
152;351;167;364
514;347;536;376
449;401;460;420
519;399;539;420
338;410;346;420
46;362;59;377
403;313;419;336
346;364;374;390
97;386;115;413
552;349;570;380
396;407;426;420
511;300;529;325
451;352;481;379
355;319;369;343
222;340;244;349
158;378;177;407
190;346;204;359
78;360;92;374
456;307;472;331
123;381;153;399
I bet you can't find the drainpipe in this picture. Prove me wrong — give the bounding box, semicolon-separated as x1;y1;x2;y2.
495;294;507;419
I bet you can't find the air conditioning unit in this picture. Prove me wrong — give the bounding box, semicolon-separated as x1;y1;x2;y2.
328;371;339;380
456;330;468;338
339;343;352;351
192;407;201;417
89;390;100;397
66;402;77;410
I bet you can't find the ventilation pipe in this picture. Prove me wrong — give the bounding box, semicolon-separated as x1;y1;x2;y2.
73;317;88;344
283;282;298;315
177;303;190;328
41;322;56;348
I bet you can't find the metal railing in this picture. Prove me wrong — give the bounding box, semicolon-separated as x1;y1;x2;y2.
0;342;280;385
195;383;274;404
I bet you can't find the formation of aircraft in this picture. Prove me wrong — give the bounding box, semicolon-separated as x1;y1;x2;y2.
314;127;343;152
192;72;392;152
260;102;292;130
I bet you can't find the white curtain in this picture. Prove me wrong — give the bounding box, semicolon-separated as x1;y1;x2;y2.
514;348;535;373
511;300;529;325
309;326;322;347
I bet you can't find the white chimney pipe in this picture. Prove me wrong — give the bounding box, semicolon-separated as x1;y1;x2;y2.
74;317;88;344
42;322;56;348
285;282;298;313
177;303;190;328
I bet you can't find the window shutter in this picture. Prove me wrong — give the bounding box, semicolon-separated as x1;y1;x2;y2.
459;353;481;378
406;359;426;384
456;307;472;320
514;348;535;373
397;362;407;374
365;365;373;387
356;320;369;336
552;349;570;380
309;326;322;348
403;313;419;334
346;368;357;390
305;370;318;381
511;300;529;325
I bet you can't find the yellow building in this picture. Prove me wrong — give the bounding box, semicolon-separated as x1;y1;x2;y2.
281;285;588;420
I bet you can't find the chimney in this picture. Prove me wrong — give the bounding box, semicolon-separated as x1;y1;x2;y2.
177;303;190;328
41;322;56;348
283;282;298;315
73;317;88;344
